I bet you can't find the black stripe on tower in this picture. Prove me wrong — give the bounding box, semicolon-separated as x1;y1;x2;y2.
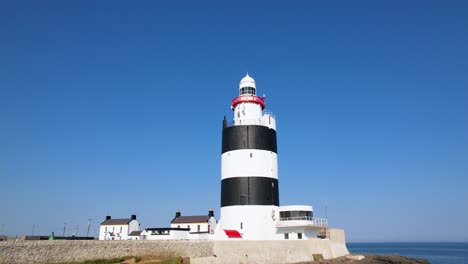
222;125;277;154
221;177;279;207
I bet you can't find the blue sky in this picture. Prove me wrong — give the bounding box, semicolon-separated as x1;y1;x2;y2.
1;1;467;242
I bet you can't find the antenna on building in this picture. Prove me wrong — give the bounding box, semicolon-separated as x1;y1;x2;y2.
31;224;35;236
63;222;67;237
325;200;328;220
87;219;92;237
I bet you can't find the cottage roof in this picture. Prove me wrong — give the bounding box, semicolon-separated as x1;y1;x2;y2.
129;231;142;236
171;215;210;224
100;218;133;225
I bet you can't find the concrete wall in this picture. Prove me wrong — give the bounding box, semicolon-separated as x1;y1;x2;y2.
192;228;349;264
0;240;214;264
0;229;349;264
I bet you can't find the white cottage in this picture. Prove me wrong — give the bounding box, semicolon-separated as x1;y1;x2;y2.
141;209;217;240
99;214;140;240
170;209;217;240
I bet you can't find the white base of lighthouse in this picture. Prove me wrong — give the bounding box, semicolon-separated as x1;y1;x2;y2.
214;206;279;240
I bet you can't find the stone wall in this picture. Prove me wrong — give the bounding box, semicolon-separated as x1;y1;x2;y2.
0;240;214;264
0;229;349;264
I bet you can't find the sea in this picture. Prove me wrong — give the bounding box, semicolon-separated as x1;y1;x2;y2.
347;242;468;264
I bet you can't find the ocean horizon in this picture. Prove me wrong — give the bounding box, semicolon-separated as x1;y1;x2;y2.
347;242;468;264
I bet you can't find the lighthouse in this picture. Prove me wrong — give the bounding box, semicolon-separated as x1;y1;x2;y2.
216;74;279;240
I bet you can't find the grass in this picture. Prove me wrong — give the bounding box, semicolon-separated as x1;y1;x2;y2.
144;257;182;264
65;256;133;264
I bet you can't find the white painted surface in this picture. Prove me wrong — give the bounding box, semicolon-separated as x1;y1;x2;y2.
203;233;349;264
233;102;263;121
275;228;318;240
171;222;209;233
279;205;313;212
261;112;276;130
98;219;139;240
239;73;256;90
127;233;141;240
215;206;279;240
221;150;278;179
144;229;189;240
188;232;211;240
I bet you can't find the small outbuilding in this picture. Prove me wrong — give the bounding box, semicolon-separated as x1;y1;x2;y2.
128;230;142;240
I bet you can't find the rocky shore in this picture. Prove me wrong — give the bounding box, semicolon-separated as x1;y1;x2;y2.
297;254;430;264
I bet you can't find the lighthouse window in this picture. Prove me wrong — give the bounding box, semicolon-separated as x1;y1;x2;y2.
250;153;253;158
240;195;247;205
240;86;256;95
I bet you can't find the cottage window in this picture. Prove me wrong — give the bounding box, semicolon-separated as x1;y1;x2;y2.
298;233;303;239
284;233;289;239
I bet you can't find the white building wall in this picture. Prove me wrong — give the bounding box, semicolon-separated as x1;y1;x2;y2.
233;102;262;121
99;225;128;240
276;228;318;240
261;113;276;130
98;220;139;240
145;230;189;240
128;234;141;240
128;220;139;235
215;206;279;240
170;220;217;240
188;232;210;240
170;223;209;232
99;226;106;240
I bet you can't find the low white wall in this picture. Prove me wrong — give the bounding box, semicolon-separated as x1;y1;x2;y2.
192;228;349;264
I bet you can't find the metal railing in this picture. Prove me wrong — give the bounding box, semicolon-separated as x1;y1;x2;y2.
279;217;328;227
225;112;275;128
225;118;266;127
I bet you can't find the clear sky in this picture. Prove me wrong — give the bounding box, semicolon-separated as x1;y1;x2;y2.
1;1;467;242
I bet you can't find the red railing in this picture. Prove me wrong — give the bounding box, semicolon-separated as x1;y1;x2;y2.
231;95;265;109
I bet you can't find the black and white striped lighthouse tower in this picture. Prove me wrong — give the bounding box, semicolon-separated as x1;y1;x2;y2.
215;74;279;240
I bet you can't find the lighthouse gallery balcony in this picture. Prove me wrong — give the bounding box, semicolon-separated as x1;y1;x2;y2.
225;111;276;129
276;205;328;228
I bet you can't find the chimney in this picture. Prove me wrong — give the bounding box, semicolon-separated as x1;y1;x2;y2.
175;210;181;218
131;214;137;220
208;208;214;217
105;216;111;220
